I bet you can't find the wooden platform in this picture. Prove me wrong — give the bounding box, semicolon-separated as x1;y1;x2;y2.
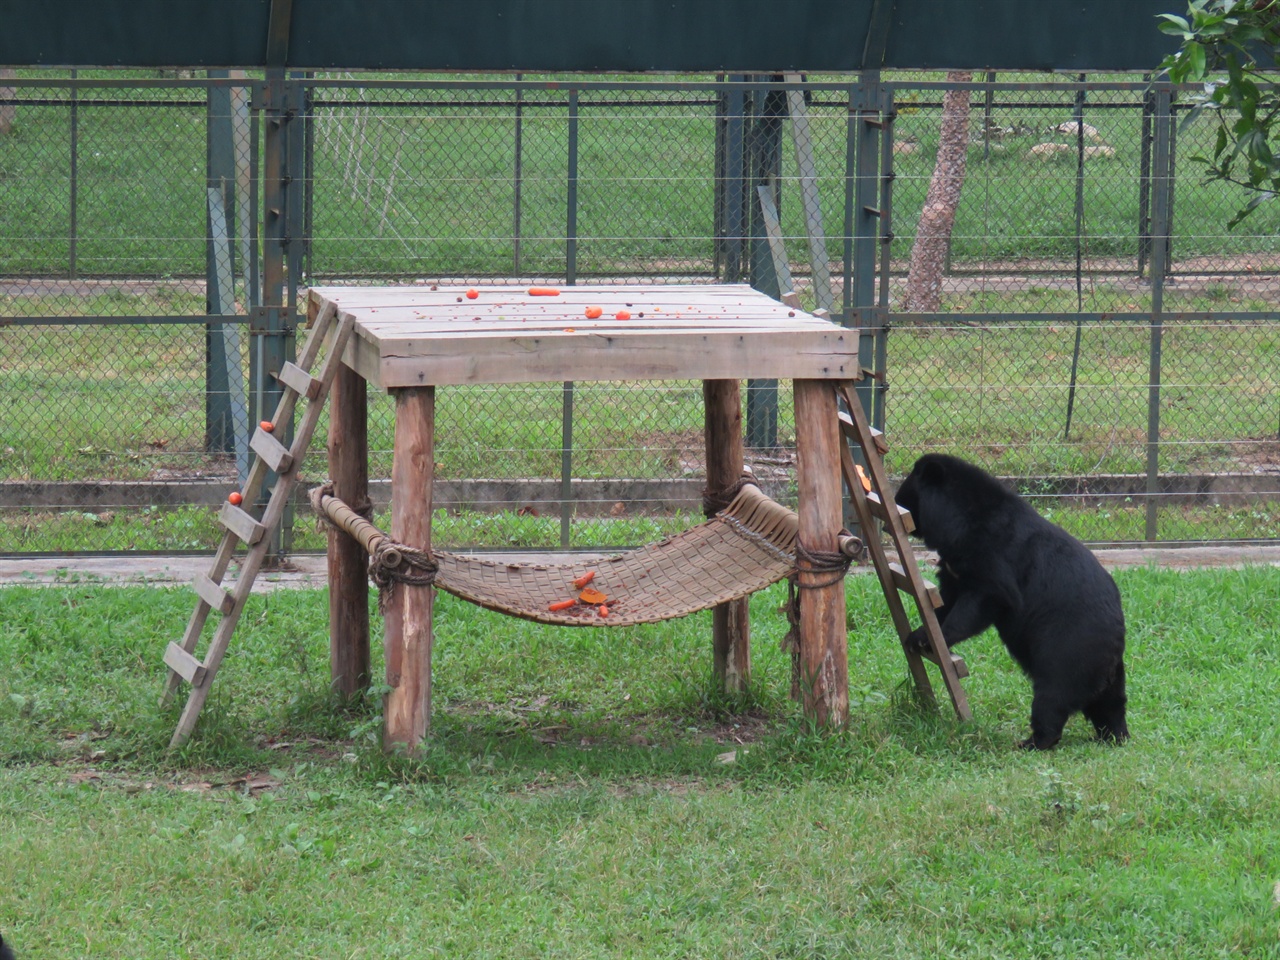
305;283;861;752
306;283;857;387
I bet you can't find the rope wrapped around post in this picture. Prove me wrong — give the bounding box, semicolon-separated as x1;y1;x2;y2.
309;484;438;605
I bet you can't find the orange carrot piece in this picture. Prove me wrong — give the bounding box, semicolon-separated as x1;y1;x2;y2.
572;570;596;588
598;605;609;618
527;287;561;296
547;599;576;612
854;464;872;493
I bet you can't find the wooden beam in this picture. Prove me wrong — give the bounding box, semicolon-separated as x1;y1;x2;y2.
793;379;848;728
328;361;371;699
383;386;435;753
703;379;750;696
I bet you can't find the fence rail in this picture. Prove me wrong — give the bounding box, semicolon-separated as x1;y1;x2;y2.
1;72;1276;554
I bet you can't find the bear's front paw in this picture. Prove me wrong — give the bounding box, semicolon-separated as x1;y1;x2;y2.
903;627;931;654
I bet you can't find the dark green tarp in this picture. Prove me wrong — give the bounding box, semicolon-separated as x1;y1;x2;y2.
0;0;1180;71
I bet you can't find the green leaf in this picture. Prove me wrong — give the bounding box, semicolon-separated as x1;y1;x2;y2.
1188;41;1208;79
1157;13;1193;37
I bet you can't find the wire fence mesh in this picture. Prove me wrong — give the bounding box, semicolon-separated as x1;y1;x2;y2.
1;72;1277;555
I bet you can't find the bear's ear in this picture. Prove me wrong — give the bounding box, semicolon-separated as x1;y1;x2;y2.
917;456;947;485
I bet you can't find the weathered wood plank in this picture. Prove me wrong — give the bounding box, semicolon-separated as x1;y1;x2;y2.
276;360;323;400
383;386;436;754
866;491;915;533
328;361;371;699
217;501;266;545
163;642;207;686
889;561;942;608
704;379;750;696
359;332;856;388
308;283;861;388
793;379;848;729
193;572;234;615
837;409;888;455
250;427;294;474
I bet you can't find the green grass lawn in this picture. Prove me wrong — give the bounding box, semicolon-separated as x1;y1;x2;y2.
1;565;1278;958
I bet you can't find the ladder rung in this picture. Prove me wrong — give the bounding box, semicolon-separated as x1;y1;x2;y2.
250;426;294;474
164;642;208;686
889;562;942;608
277;360;323;400
218;502;266;545
837;410;889;455
919;646;970;679
867;492;915;533
193;572;234;615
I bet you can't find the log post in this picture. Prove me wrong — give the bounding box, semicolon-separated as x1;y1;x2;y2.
703;379;750;695
327;362;370;698
793;379;849;728
383;386;435;753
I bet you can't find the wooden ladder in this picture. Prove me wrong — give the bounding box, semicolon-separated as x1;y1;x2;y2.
835;382;972;721
161;302;355;748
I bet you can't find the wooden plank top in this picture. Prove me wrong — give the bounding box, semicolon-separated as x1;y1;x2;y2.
307;284;859;388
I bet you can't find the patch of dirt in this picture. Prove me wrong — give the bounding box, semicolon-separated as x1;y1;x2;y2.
59;762;284;798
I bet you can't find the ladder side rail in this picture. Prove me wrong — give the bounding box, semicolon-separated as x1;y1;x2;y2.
837;382;972;721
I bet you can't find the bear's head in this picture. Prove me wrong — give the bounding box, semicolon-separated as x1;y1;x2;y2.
893;453;950;541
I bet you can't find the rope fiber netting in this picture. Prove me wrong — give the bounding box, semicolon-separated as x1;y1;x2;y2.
310;482;855;627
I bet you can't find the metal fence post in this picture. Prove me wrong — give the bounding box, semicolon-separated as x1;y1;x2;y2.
851;72;884;429
746;77;786;451
1145;86;1173;542
68;69;78;280
513;73;524;274
257;69;303;559
561;87;579;548
717;76;747;283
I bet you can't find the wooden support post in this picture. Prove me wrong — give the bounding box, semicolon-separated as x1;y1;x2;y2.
793;379;849;728
328;361;370;698
703;379;750;695
383;386;435;753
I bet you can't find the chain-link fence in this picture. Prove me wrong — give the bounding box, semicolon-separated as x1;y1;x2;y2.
2;72;1277;554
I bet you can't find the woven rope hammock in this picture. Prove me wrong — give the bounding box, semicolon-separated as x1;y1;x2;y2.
310;483;857;627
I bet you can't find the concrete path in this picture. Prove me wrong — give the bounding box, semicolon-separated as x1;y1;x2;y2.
2;545;1278;591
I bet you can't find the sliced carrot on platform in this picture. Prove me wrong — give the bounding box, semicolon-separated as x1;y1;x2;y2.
548;599;576;612
578;587;607;605
572;570;596;588
598;605;609;618
528;287;560;296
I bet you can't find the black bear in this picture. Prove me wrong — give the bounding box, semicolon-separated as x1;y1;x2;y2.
894;453;1128;749
0;932;14;960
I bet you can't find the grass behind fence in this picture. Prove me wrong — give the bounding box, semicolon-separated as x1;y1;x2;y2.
5;74;1280;285
1;566;1279;958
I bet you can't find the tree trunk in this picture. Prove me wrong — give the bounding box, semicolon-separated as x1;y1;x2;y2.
0;69;16;136
901;72;973;312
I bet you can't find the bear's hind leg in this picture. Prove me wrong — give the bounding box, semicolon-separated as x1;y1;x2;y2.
1082;661;1129;744
1018;683;1073;750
